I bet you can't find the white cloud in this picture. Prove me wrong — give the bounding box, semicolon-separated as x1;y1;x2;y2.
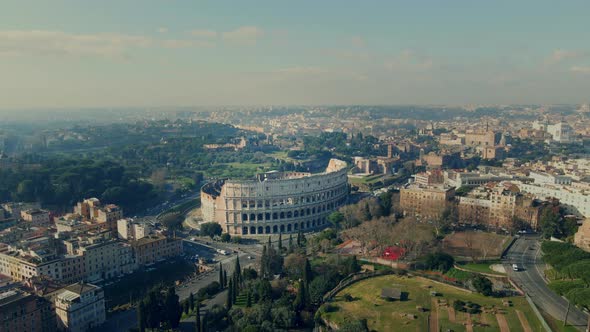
384;50;433;71
0;30;210;58
190;29;218;38
570;66;590;74
222;26;264;45
157;27;168;33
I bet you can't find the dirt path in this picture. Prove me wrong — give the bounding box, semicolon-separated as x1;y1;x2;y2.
481;313;489;325
466;313;474;332
430;299;439;332
448;307;456;322
496;314;510;332
516;310;533;332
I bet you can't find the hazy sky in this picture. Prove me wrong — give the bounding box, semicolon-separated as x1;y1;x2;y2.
1;0;589;109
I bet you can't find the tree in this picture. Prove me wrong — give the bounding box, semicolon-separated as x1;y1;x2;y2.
183;300;190;314
363;202;372;221
246;291;252;307
234;257;241;285
296;230;302;247
189;292;195;311
294;281;307;311
219;263;224;288
223;269;228;288
328;211;345;228
303;258;313;286
226;279;233;309
220;233;231;242
540;208;561;239
288;234;294;253
200;222;222;238
164;287;182;329
195;301;201;332
278;233;283;251
472;275;493;296
137;301;146;332
424;252;455;273
160;212;184;231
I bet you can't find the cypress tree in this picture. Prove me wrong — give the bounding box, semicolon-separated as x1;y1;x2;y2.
303;258;312;286
278;233;283;251
288;234;294;253
232;272;238;303
246;291;252;307
189;292;195;311
195;302;201;332
219;263;223;287
137;301;146;332
201;313;207;332
234;256;241;284
261;245;267;278
223;269;228;288
226;279;233;309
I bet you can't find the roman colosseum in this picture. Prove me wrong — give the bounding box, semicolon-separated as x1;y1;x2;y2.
201;159;348;235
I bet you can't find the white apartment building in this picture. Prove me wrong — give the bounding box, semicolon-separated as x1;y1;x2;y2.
54;282;105;332
546;122;573;143
75;239;136;282
117;218;152;240
529;171;572;185
517;182;589;218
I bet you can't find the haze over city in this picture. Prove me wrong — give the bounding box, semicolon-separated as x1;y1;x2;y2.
1;0;590;109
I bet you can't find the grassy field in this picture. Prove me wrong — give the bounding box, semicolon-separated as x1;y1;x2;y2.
319;274;543;332
442;231;512;261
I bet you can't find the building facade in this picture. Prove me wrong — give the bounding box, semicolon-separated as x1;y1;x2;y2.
399;185;455;221
201;159;348;235
0;288;55;332
54;283;105;332
130;235;182;266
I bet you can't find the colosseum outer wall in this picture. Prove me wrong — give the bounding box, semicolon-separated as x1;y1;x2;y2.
200;159;348;235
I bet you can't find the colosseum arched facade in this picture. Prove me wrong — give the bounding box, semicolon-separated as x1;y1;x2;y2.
201;159;348;235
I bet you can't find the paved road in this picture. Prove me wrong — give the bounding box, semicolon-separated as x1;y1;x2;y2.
504;235;588;330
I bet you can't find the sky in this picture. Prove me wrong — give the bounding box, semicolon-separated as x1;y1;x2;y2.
1;0;589;109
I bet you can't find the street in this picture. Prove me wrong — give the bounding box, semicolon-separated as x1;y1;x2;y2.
503;235;589;330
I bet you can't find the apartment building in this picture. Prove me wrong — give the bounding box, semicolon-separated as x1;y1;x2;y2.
399;185;455;221
20;209;51;226
53;282;105;332
0;288;56;332
130;235;182;266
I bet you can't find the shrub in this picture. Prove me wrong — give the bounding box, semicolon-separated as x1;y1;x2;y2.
549;280;587;296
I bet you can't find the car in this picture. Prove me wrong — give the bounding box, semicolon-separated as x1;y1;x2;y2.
512;263;522;271
528;246;535;250
247;256;253;260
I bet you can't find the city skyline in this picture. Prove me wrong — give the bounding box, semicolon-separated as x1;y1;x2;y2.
1;0;590;109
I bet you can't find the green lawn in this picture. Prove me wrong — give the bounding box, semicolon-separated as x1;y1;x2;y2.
319;274;542;332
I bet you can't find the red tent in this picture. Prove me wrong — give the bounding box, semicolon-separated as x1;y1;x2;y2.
382;246;406;261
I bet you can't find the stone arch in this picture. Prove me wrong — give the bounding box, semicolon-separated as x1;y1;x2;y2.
250;213;256;221
294;223;298;230
273;225;278;233
250;226;256;234
287;224;292;232
273;212;278;220
280;224;285;233
258;226;264;234
280;212;285;219
294;210;299;218
242;227;248;235
287;211;292;218
242;214;248;221
265;226;271;234
301;222;305;229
